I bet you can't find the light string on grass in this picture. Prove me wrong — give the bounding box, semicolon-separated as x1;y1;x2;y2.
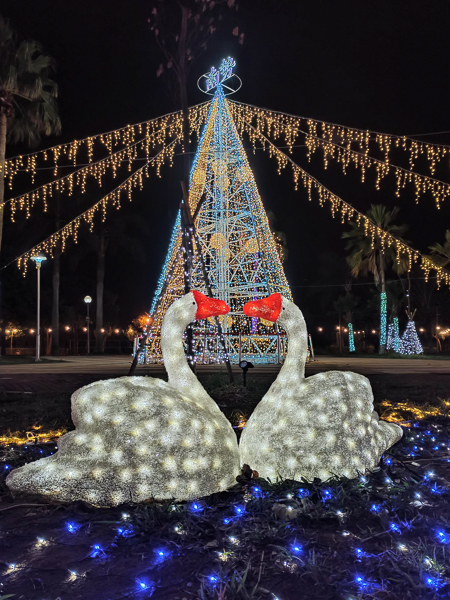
237;118;450;289
229;101;450;208
13;138;180;275
1;102;211;188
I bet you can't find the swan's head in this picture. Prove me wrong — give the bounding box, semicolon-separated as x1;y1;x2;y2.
170;291;230;326
243;293;296;329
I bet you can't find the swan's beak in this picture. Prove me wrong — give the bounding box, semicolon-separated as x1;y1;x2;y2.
243;293;282;322
192;291;230;320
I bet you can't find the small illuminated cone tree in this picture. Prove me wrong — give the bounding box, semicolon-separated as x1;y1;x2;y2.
400;321;423;355
343;206;407;355
144;59;291;364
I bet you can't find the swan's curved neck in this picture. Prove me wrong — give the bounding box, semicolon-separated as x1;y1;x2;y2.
160;307;215;411
278;305;307;382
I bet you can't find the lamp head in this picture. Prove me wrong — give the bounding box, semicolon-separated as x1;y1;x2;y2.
31;254;47;266
84;296;92;304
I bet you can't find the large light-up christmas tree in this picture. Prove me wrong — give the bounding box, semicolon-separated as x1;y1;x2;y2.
143;59;291;364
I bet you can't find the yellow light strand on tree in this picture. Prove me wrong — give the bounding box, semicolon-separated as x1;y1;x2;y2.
239;118;450;289
228;101;450;208
143;108;220;362
15;138;180;275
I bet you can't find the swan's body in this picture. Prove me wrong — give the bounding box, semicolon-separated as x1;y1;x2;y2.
7;293;240;505
239;294;402;482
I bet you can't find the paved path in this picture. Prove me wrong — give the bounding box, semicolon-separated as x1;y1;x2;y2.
1;355;450;375
0;355;449;394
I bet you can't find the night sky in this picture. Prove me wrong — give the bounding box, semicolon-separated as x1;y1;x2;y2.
2;0;450;336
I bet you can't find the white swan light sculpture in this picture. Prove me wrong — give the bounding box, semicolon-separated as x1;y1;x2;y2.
239;293;402;482
7;292;240;506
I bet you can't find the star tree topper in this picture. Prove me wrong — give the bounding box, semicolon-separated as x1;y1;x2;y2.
206;57;236;91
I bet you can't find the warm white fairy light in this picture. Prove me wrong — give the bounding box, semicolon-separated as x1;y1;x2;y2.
15;140;179;275
229;100;450;208
3;103;210;192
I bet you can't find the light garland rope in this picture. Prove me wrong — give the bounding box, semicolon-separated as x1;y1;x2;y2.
12;138;180;275
3;114;202;222
229;100;450;175
300;123;450;209
239;118;450;289
1;102;211;187
229;101;450;208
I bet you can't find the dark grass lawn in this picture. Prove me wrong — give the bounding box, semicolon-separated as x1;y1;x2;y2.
1;376;450;599
0;356;66;365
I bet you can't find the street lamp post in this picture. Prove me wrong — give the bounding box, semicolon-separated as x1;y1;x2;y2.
31;254;47;362
84;296;92;354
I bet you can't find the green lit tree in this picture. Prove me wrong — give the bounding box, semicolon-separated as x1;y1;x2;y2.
333;291;359;353
343;205;407;353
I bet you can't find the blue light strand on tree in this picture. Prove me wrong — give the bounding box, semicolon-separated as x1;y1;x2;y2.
386;317;401;352
380;292;387;348
149;211;181;315
348;322;355;352
393;317;401;352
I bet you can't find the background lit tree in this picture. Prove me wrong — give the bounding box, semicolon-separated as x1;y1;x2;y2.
343;205;407;354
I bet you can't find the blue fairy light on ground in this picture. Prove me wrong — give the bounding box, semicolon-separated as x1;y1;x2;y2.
390;522;402;534
136;578;155;593
66;522;81;534
424;574;445;590
321;489;333;501
291;543;302;554
117;525;135;538
155;548;171;564
90;544;106;559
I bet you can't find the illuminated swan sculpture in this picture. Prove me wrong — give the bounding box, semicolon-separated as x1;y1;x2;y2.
239;293;402;482
7;292;240;506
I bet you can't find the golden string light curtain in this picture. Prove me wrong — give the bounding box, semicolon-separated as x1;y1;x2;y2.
2;103;210;188
5;96;450;287
15;139;179;275
228;101;450;208
237;118;450;289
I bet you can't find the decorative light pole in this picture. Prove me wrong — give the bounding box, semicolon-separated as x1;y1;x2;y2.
30;254;47;362
84;296;92;354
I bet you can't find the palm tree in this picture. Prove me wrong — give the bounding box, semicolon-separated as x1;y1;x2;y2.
333;292;359;353
429;230;450;267
0;16;61;250
343;205;407;353
0;15;61;354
